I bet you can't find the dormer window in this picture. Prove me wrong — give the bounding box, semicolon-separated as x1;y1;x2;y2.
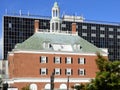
43;42;52;49
73;44;82;50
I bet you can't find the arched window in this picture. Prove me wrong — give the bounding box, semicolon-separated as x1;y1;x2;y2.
44;84;51;90
59;84;67;89
29;84;37;90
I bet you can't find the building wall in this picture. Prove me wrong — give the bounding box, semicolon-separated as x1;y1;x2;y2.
9;52;98;78
3;16;120;61
8;52;107;89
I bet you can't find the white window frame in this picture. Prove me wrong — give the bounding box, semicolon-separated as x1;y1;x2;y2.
82;25;87;29
66;68;72;75
109;35;113;38
117;28;120;32
55;68;60;75
100;34;105;38
8;22;12;28
55;57;61;64
100;27;105;31
109;28;113;31
82;33;87;36
41;68;47;75
66;57;72;64
61;24;66;28
78;57;85;64
41;56;47;63
91;26;96;30
79;69;85;76
91;33;96;37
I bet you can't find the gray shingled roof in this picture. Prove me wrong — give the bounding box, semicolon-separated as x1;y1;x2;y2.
14;32;105;54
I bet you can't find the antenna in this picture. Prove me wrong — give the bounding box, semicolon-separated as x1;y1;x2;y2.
62;11;65;18
28;11;30;16
5;9;7;15
19;10;22;16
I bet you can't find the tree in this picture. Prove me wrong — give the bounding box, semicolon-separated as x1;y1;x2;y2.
22;85;30;90
86;53;120;90
72;53;120;90
71;83;85;90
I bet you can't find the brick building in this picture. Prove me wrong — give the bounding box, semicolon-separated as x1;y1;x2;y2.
7;2;107;90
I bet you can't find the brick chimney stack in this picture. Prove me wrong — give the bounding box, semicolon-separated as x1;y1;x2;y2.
72;23;76;34
34;20;39;33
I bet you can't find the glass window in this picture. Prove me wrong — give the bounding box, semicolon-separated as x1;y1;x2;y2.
109;35;113;38
109;28;113;31
82;25;87;29
82;33;87;36
8;23;12;28
55;68;61;75
40;68;47;75
54;57;61;64
100;27;105;31
100;34;105;38
91;33;96;37
117;28;120;32
43;22;47;26
61;24;66;28
66;57;72;64
40;56;47;63
78;57;85;64
91;26;96;30
66;68;72;75
117;35;120;39
79;69;85;76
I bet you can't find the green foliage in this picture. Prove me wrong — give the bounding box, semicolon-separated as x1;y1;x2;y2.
72;53;120;90
71;83;85;90
86;53;120;90
21;85;30;90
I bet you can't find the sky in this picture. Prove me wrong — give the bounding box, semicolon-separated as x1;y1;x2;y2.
0;0;120;59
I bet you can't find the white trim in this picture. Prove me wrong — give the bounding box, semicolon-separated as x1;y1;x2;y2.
5;77;92;84
12;50;107;56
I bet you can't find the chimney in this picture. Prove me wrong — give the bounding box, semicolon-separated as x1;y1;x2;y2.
34;20;39;33
72;23;76;34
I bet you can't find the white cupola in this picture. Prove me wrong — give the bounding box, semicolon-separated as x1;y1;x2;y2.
50;2;61;32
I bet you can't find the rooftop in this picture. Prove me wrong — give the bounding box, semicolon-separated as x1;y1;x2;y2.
14;31;106;54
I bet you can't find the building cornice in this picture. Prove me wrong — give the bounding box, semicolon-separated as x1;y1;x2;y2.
12;50;107;56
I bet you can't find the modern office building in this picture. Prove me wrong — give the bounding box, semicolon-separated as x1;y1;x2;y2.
3;2;120;61
7;3;107;89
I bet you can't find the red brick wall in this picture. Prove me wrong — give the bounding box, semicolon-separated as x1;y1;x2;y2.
8;52;107;89
8;53;100;78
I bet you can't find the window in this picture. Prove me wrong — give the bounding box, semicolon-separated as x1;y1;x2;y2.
40;56;47;63
43;22;47;26
73;44;82;50
55;68;61;75
82;25;87;29
66;68;72;75
91;26;96;30
82;33;87;36
79;69;85;76
54;57;61;64
66;57;72;64
78;57;85;64
100;27;105;31
109;35;113;38
61;24;66;28
117;35;120;39
91;33;96;37
43;42;51;48
109;28;113;31
117;28;120;32
100;34;105;38
40;68;47;75
8;22;12;28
